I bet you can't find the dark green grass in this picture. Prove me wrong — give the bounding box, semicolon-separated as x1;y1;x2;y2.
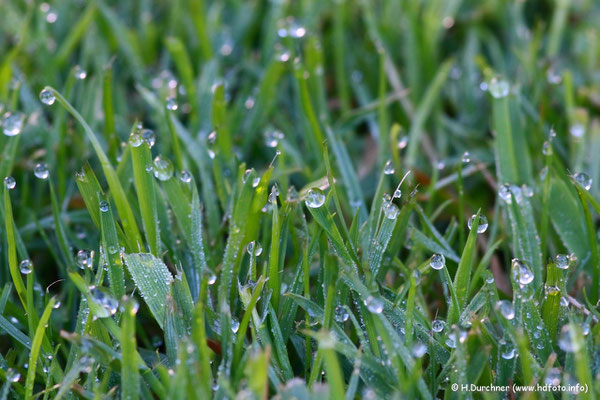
0;0;599;399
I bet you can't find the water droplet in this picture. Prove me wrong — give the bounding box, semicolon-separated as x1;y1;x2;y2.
484;271;495;284
128;132;143;147
268;185;279;204
364;296;383;314
382;202;399;220
555;254;569;270
73;65;87;80
77;249;93;269
89;286;118;318
4;176;16;189
397;136;408;149
432;319;446;333
334;305;349;323
6;368;20;382
393;189;401;198
305;188;326;208
207;273;217;285
19;259;33;274
231;317;240;333
242;169;253;184
99;201;109;213
165;97;178;111
498;184;512;204
264;129;284;148
246;241;263;257
153;156;174;181
569;124;585;138
412;342;427;358
430;253;445;270
141;129;156;148
542;140;553;156
573;172;592;191
511;259;534;286
558;325;581;352
383;160;395;175
179;170;192;183
34;163;49;180
495;300;515;320
544;368;561;386
461;151;471;163
2;112;24;136
488;77;510;98
500;341;516;359
467;214;488;233
544;285;560;295
39;89;56;105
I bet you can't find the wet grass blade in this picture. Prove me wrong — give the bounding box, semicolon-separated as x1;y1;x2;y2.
121;298;139;400
46;87;143;250
24;297;55;399
123;254;173;329
130;139;160;255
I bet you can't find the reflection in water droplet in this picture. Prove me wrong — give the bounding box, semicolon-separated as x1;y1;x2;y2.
305;188;326;208
34;163;49;180
467;214;488;233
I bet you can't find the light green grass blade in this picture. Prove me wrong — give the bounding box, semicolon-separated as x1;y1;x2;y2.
130;138;160;255
121;297;139;400
24;297;55;399
123;254;173;329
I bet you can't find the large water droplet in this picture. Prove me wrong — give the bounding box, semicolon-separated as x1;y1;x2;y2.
99;200;109;213
39;89;56;105
544;368;561;386
2;112;24;136
305;188;326;208
73;65;87;80
500;341;516;359
4;176;16;190
467;214;488;233
179;170;192;183
141;129;156;148
77;249;93;270
461;151;471;163
382;202;399;220
383;160;395;175
364;296;383;314
555;254;569;270
231;317;240;333
6;368;20;382
89;286;118;318
558;325;581;352
397;136;408;149
511;258;534;286
246;241;263;257
128;132;143;147
20;259;33;274
153;156;174;181
430;253;445;270
488;77;510;98
412;342;427;358
334;305;349;323
264;129;284;148
495;300;515;320
432;319;446;333
165;97;178;111
573;172;592;191
498;184;512;204
34;163;49;180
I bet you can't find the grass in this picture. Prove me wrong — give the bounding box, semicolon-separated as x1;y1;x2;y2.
0;0;600;399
